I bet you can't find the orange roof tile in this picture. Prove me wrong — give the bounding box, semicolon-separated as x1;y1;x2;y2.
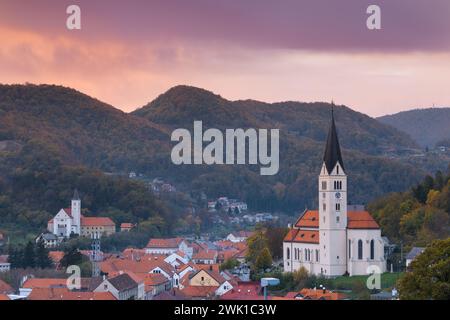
182;285;218;298
22;278;67;289
347;211;380;229
193;250;218;260
0;294;10;300
290;210;379;231
27;288;116;300
0;279;13;294
146;238;184;248
284;229;319;244
81;216;115;227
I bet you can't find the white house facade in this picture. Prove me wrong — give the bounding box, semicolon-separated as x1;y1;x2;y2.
283;109;386;277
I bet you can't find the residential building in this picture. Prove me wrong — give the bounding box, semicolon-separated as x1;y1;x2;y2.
0;255;10;273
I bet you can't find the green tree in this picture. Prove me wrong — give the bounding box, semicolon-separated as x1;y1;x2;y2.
60;246;83;268
397;238;450;300
35;240;52;269
220;258;240;271
23;241;35;268
255;247;272;271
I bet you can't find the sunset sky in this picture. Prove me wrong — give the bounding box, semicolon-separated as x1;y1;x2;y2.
0;0;449;116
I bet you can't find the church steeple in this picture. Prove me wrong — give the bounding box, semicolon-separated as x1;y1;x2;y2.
323;105;344;174
73;189;80;201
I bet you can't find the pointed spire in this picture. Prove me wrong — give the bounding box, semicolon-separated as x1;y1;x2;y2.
323;105;344;174
73;189;80;201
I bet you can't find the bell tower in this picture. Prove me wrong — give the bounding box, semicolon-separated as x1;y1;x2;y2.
318;105;348;276
71;189;81;235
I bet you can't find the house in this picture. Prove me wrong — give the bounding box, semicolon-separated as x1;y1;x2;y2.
187;269;234;297
406;247;425;268
192;250;218;265
48;251;65;269
0;255;11;273
226;231;253;243
142;273;171;299
120;223;135;232
47;190;115;239
283;110;386;277
35;232;59;248
145;238;192;257
94;272;144;300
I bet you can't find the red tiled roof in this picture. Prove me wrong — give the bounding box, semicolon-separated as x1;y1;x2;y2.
284;229;319;244
295;210;319;228
27;288;116;300
193;250;217;261
22;278;67;289
291;210;379;231
182;285;218;298
143;273;169;290
0;279;13;294
347;211;380;229
0;294;10;300
81;216;115;227
221;282;263;300
146;238;184;249
48;251;65;264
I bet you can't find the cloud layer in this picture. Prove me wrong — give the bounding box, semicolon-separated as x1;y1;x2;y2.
0;0;449;116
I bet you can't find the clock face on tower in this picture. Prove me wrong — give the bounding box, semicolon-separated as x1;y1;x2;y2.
335;192;341;199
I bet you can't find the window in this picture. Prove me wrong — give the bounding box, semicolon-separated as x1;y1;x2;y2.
286;247;290;260
201;276;204;281
336;165;339;174
316;250;319;262
322;181;327;190
370;240;375;260
323;203;326;211
358;240;363;260
336;203;340;211
334;181;342;190
336;216;340;223
349;240;351;259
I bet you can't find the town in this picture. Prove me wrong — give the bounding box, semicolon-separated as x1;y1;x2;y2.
1;112;437;301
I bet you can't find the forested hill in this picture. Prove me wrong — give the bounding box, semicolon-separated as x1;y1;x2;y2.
378;108;450;148
0;84;432;232
133;85;418;156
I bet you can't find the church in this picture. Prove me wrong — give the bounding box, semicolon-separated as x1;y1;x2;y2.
283;109;386;277
47;190;116;239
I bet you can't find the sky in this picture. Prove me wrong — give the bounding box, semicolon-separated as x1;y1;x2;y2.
0;0;449;117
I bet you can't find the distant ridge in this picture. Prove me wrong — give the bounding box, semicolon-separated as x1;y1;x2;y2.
378;108;450;148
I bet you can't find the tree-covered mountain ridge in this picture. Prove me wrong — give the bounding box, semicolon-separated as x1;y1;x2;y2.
0;84;438;222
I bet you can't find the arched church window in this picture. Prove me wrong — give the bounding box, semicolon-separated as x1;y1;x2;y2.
336;165;339;174
370;240;375;260
287;247;290;260
348;239;351;259
358;240;363;260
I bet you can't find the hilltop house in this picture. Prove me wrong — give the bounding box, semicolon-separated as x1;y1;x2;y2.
47;190;115;239
283;109;386;277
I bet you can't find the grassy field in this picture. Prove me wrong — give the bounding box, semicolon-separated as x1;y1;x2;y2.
329;272;403;291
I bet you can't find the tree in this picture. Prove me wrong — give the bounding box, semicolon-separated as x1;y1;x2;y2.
60;246;83;268
23;241;35;268
397;238;450;300
255;247;272;271
220;258;239;271
265;226;289;260
35;240;52;269
246;229;268;265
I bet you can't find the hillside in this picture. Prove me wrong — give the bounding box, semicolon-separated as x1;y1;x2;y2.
378;108;450;148
132;85;426;210
0;84;435;227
